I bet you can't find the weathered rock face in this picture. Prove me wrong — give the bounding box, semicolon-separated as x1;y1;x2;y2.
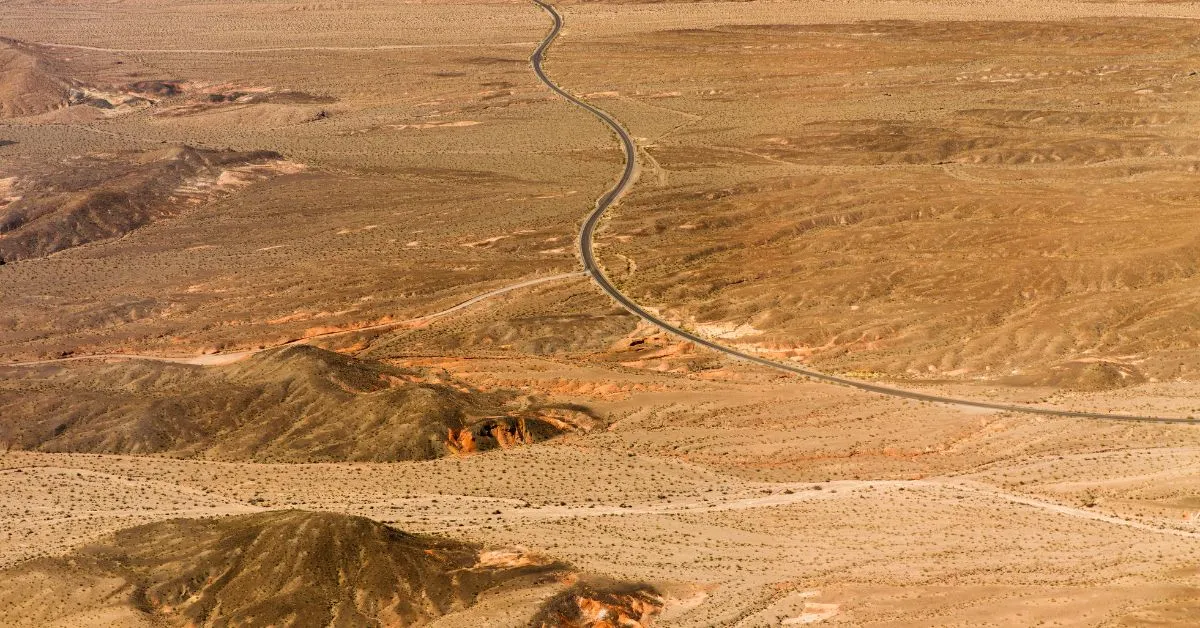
533;580;665;628
447;410;595;455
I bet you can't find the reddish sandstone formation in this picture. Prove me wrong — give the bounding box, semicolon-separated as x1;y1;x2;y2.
533;580;664;628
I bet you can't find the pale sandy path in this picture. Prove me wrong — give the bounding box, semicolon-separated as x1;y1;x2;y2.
943;480;1200;540
337;477;1200;540
4;456;1196;573
2;272;584;368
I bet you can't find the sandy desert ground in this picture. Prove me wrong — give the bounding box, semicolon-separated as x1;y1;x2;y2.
2;0;1200;626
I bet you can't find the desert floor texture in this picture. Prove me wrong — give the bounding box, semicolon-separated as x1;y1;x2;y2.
2;0;1200;626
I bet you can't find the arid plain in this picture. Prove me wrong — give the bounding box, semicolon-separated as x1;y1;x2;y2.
2;0;1200;625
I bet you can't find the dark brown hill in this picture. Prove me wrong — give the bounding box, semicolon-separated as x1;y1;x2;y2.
0;145;295;262
0;510;568;627
0;345;594;461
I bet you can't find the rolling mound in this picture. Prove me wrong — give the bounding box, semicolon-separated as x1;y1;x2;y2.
0;345;594;461
0;38;72;118
0;145;298;262
0;510;567;627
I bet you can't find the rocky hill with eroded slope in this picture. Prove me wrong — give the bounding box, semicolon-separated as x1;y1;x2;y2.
0;345;596;461
0;510;569;627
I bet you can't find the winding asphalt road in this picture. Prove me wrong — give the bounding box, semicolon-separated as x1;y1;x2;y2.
528;0;1193;424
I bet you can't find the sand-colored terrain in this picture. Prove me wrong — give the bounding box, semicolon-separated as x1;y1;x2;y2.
0;0;616;362
2;0;1200;626
552;11;1200;389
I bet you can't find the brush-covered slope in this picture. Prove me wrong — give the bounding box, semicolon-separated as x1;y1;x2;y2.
0;145;297;262
0;345;593;461
0;510;566;627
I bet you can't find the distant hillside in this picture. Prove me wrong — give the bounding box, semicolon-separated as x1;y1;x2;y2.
0;345;596;461
0;37;332;123
0;145;297;262
0;38;73;118
0;510;569;627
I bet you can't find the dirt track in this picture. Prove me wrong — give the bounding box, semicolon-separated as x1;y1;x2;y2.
3;272;583;367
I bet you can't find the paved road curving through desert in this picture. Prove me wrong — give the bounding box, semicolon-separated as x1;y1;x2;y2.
528;0;1192;424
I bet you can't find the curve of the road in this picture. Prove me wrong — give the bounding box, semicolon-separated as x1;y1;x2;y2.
528;0;1192;424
